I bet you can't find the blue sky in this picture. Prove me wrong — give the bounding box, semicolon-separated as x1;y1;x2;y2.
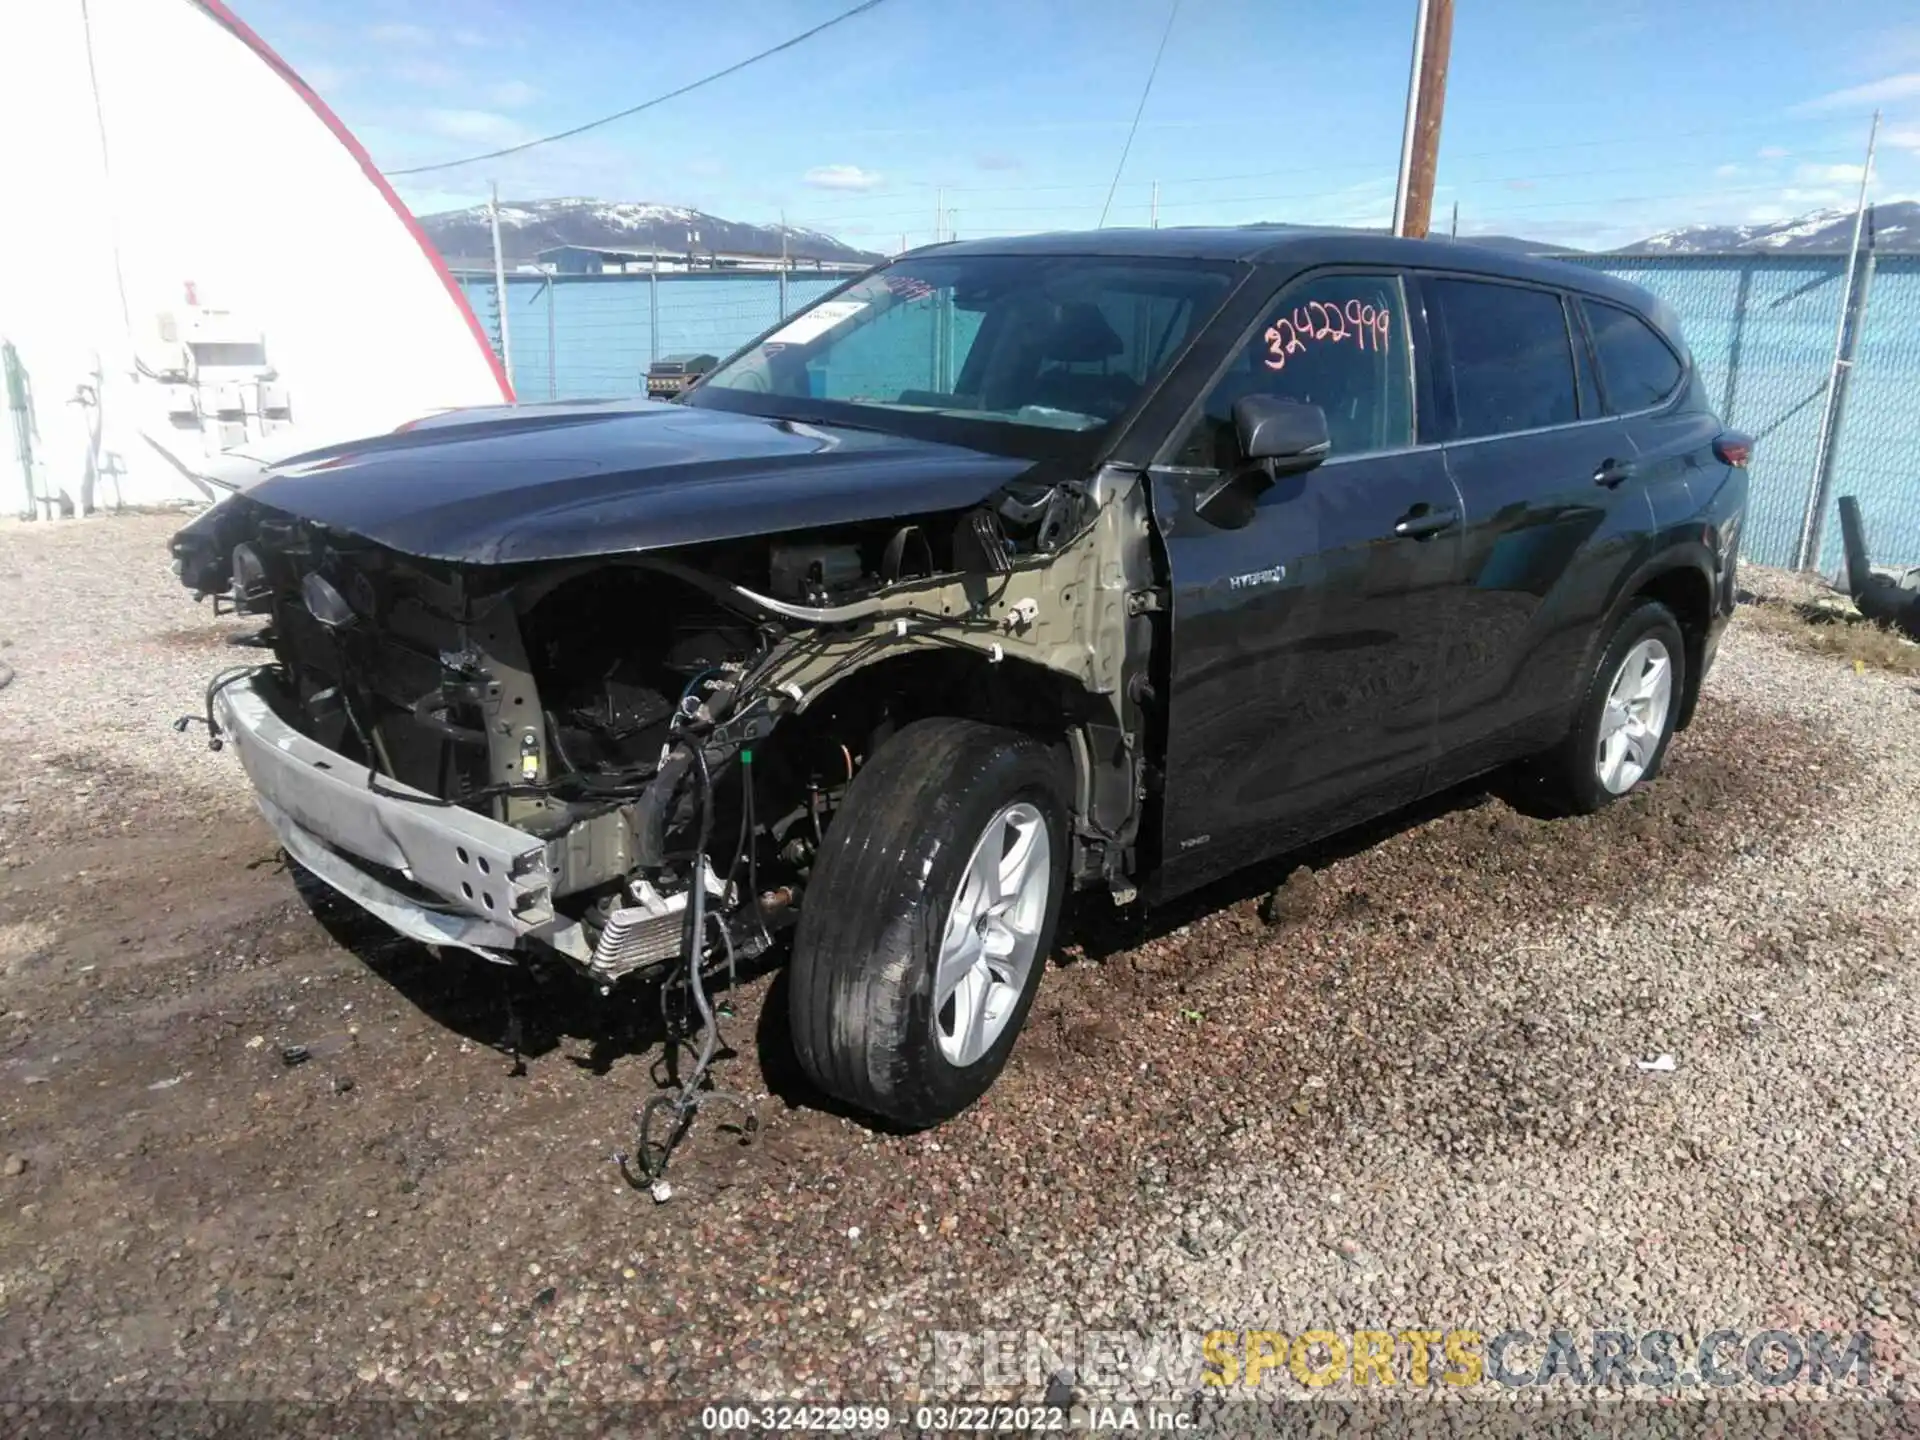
243;0;1920;251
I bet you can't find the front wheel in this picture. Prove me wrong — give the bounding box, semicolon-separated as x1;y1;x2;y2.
786;718;1068;1128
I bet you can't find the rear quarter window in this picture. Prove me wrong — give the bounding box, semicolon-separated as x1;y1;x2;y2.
1581;298;1683;411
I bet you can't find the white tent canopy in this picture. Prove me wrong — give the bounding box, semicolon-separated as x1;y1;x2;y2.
0;0;511;515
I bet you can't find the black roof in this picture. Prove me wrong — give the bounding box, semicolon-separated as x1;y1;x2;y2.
917;226;1675;336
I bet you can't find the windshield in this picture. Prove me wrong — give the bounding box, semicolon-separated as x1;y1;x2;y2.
686;253;1236;454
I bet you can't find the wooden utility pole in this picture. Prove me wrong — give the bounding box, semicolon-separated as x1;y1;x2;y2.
1391;0;1453;238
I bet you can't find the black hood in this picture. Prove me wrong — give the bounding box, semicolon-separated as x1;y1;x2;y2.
235;398;1037;565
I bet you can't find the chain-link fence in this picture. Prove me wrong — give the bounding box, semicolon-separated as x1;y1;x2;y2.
1562;253;1839;569
459;256;1919;570
1562;251;1919;570
455;271;845;403
1819;253;1920;573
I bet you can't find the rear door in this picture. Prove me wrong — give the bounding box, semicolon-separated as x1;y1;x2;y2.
1420;273;1646;783
1579;296;1719;531
1147;268;1464;894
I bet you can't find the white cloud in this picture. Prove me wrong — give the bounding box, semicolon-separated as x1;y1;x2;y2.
1792;71;1920;112
487;80;539;108
803;164;884;191
1884;127;1920;153
1288;176;1397;230
1797;161;1866;184
1715;163;1742;178
422;109;523;144
1577;13;1650;43
1780;186;1848;206
392;59;461;88
1758;145;1791;160
1856;22;1920;70
975;153;1023;172
1745;203;1791;223
303;62;351;94
367;22;433;45
452;28;490;47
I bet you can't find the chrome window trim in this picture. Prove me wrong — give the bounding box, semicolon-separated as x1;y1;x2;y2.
1160;394;1677;478
1154;262;1688;482
1434;394;1673;453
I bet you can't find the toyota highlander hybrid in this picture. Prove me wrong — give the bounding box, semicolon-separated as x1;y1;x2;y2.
171;229;1749;1130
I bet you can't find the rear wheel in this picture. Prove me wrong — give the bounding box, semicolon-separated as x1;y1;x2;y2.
787;717;1067;1128
1538;599;1686;815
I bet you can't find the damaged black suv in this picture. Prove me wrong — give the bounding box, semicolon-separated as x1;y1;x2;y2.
172;229;1748;1130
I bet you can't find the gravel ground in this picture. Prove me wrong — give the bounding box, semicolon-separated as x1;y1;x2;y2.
3;513;1919;1427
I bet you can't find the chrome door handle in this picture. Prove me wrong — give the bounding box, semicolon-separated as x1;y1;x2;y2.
1393;505;1460;540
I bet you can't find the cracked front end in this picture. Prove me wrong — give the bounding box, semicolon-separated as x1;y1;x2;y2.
171;474;1146;986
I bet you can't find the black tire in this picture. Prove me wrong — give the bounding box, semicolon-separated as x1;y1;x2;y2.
1539;599;1688;815
787;717;1069;1128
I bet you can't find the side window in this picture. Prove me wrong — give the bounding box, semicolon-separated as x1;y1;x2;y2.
1429;278;1577;440
1171;273;1412;468
1581;298;1682;412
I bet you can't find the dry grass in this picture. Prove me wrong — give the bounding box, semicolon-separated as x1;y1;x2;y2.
1739;596;1920;676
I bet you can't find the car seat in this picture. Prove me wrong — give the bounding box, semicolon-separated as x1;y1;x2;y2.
1027;303;1139;418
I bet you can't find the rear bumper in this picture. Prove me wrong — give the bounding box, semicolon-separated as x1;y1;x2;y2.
215;675;589;962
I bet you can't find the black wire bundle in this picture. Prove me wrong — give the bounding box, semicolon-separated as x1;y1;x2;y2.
627;684;759;1182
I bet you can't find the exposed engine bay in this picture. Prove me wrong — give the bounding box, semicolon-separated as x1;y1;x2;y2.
172;470;1154;993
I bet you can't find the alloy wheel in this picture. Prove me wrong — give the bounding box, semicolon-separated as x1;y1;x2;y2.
1595;637;1674;794
932;801;1051;1066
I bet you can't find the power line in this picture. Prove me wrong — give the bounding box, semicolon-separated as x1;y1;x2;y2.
385;0;896;177
772;125;1855;212
777;151;1861;227
1423;179;1848;216
755;104;1839;149
1098;0;1183;228
770;172;1852;245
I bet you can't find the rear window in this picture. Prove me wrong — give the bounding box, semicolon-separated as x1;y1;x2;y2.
1429;278;1578;441
1581;298;1683;411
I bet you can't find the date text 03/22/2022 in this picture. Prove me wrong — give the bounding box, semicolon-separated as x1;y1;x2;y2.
700;1402;1195;1431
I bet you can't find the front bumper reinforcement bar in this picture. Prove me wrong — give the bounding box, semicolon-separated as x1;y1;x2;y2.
214;675;591;963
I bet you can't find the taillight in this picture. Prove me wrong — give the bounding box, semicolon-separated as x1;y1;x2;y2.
1714;431;1753;467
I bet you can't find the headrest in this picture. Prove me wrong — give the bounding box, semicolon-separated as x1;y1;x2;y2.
1037;302;1124;363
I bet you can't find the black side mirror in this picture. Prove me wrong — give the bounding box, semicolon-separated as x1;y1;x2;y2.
1193;396;1330;529
1234;394;1330;471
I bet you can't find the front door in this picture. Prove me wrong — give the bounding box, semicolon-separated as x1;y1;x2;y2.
1147;269;1464;896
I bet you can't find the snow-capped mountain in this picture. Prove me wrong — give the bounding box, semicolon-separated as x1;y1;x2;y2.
418;197;883;267
1627;201;1919;254
414;196;1918;266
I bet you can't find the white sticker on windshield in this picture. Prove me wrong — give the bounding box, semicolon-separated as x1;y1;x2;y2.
765;300;869;347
